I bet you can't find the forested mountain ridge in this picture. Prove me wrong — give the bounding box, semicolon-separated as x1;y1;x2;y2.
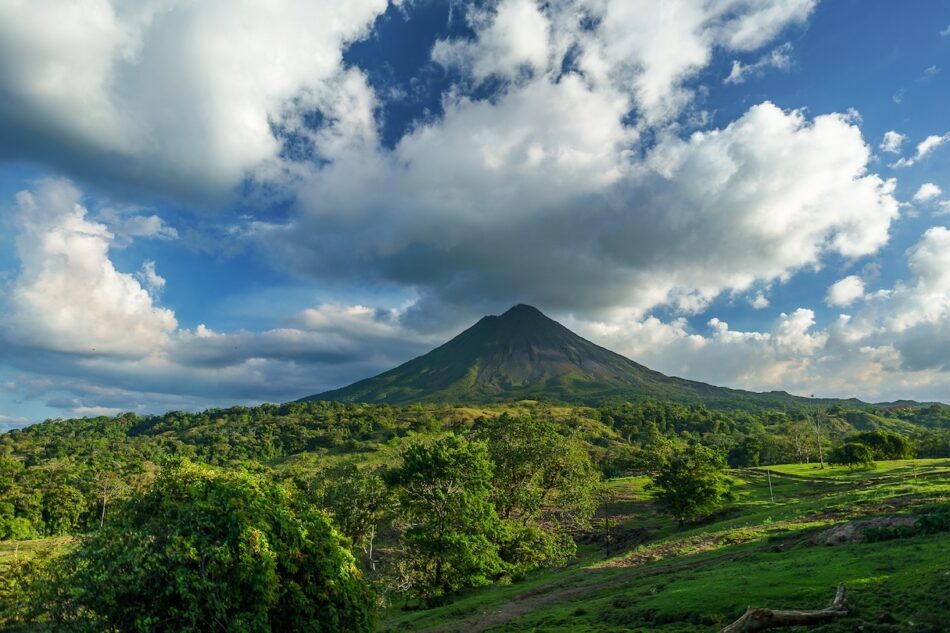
305;305;934;409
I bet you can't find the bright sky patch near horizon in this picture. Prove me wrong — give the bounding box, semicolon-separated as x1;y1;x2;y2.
0;0;948;426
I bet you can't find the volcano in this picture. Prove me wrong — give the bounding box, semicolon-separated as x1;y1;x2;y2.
303;304;832;408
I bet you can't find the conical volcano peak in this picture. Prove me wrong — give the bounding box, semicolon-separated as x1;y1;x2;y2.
479;304;551;327
500;304;545;318
467;304;570;346
306;304;702;404
303;306;821;408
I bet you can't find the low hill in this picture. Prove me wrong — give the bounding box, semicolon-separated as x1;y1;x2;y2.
305;305;868;409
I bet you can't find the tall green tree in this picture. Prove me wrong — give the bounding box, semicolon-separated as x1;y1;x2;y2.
320;462;392;570
41;484;86;536
478;414;599;526
727;436;762;468
387;435;502;603
476;415;599;572
652;445;731;526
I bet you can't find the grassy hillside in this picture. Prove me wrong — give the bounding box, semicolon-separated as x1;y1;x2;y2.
384;459;950;632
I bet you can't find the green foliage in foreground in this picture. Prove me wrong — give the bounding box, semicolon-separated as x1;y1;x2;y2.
318;462;392;570
2;398;950;630
6;461;376;632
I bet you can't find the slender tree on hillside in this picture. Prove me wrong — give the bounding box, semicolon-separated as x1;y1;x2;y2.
809;406;826;469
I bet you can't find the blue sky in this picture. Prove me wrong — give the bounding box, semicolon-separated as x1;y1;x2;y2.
1;0;949;426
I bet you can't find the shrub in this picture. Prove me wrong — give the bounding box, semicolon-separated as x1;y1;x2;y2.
48;460;376;632
829;442;875;470
652;445;731;526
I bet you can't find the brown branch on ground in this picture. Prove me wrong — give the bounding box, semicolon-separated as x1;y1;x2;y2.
720;584;848;633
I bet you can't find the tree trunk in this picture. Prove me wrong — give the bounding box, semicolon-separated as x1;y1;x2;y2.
813;412;825;469
720;585;847;633
367;531;376;572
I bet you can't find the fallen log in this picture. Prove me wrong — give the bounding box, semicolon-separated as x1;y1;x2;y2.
720;584;848;633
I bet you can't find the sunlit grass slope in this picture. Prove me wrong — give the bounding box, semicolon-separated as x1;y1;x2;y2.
383;459;950;632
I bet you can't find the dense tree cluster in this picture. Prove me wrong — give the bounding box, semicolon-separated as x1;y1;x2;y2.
2;401;947;540
4;461;377;632
829;442;876;470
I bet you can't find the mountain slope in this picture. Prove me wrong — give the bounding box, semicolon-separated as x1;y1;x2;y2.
304;304;837;408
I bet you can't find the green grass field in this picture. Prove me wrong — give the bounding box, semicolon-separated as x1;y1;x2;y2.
0;537;72;564
382;459;950;632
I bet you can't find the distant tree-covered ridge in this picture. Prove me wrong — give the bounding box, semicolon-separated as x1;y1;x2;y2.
2;399;947;541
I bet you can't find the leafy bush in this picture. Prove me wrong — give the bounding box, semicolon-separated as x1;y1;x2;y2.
47;460;376;632
915;509;950;535
861;509;950;542
0;544;63;627
652;445;731;526
829;442;875;470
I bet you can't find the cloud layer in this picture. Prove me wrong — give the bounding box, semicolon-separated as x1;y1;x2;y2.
2;0;949;419
9;179;177;357
0;0;389;199
568;226;950;402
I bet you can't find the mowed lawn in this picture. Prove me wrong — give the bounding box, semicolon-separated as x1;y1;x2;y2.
382;458;950;632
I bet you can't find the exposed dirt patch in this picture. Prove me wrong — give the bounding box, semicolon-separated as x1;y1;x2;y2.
574;524;650;556
812;516;917;545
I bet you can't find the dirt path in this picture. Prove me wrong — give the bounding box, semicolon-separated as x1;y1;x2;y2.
422;550;752;632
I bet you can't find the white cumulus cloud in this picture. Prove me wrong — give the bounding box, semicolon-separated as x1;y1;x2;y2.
879;130;906;154
7;179;177;357
0;0;390;199
273;98;898;320
825;275;866;307
890;133;950;168
432;0;550;81
912;182;943;203
749;292;770;309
